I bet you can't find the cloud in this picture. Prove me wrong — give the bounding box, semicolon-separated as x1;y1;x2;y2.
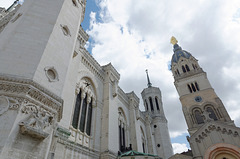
86;0;240;143
172;143;189;154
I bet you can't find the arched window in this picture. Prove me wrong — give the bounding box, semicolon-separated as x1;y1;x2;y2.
155;97;160;110
86;99;93;135
149;97;154;111
177;69;180;75
194;109;204;124
192;64;195;69
195;82;200;91
145;100;148;111
182;65;186;73
119;108;127;152
185;64;190;72
79;95;87;132
188;84;192;93
72;89;82;129
206;106;218;121
140;127;146;153
71;78;95;136
191;83;196;92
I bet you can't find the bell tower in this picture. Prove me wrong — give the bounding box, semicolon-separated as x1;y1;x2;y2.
170;37;240;159
141;70;173;159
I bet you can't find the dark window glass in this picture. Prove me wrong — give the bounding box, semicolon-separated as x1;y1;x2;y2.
72;90;81;129
206;107;218;120
194;110;204;124
142;143;145;153
192;64;195;69
86;99;92;135
79;95;87;132
188;84;192;93
149;97;154;111
155;97;160;110
177;69;180;75
119;125;122;150
185;65;190;72
182;65;186;73
122;127;125;148
191;83;196;92
195;82;199;91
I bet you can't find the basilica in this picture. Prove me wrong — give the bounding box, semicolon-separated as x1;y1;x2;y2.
0;1;239;159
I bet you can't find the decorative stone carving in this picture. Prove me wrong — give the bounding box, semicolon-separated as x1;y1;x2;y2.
19;107;54;139
60;24;71;36
44;66;59;82
0;96;9;115
0;96;20;115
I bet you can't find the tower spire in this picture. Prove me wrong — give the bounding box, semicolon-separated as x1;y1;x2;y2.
145;69;152;88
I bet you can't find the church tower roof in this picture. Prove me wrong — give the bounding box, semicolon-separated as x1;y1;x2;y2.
170;36;192;63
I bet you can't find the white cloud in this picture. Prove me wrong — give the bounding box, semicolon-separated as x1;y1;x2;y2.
87;0;240;142
172;143;189;154
0;0;15;8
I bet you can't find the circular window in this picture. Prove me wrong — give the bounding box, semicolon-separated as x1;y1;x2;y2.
44;67;59;82
154;125;157;128
60;25;71;36
47;69;56;80
157;144;160;147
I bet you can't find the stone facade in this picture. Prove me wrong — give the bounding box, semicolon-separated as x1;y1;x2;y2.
170;37;240;159
0;1;173;159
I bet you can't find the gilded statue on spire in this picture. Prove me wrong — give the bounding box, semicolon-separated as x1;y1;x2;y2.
170;36;178;45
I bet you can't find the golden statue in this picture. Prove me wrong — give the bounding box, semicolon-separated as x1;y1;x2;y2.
170;36;178;45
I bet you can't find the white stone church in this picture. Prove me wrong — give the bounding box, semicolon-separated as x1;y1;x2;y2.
0;1;240;159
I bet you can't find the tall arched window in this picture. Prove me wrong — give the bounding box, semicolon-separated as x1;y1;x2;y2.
71;78;95;136
185;64;190;72
195;82;200;91
79;95;87;132
194;109;204;124
177;69;180;75
188;84;192;93
192;64;195;69
119;108;127;152
191;83;196;92
155;97;160;110
140;127;146;153
206;106;218;121
149;97;154;111
182;65;186;73
72;89;82;129
145;100;149;111
86;99;93;135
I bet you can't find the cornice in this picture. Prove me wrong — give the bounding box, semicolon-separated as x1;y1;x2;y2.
81;48;104;81
0;73;63;120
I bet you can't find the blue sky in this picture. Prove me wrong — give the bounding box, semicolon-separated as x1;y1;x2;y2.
1;0;240;154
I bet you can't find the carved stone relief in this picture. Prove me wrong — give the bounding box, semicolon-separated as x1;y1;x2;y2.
19;102;55;139
0;95;20;115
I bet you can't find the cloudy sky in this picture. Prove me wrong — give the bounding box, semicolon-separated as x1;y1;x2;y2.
1;0;240;154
